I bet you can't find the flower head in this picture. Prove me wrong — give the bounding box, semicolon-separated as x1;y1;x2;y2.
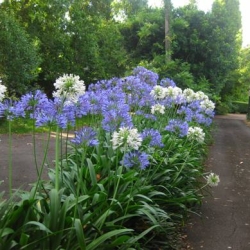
121;150;149;170
141;128;164;147
160;78;176;87
187;126;205;143
151;103;165;115
53;74;85;103
165;86;183;99
183;88;195;103
206;173;220;187
165;119;189;137
111;127;142;151
0;80;7;102
71;127;99;147
132;66;158;86
193;91;209;101
200;99;215;112
150;85;167;100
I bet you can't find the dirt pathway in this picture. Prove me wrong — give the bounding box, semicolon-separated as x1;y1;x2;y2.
187;114;250;250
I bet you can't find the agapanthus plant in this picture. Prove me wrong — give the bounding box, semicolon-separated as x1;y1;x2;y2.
0;66;219;249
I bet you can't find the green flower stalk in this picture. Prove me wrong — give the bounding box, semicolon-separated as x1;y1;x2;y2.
8;120;12;196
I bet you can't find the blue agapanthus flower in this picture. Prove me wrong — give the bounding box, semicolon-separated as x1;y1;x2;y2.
165;119;189;137
141;128;164;147
132;66;159;86
159;78;176;87
71;127;99;147
121;150;149;170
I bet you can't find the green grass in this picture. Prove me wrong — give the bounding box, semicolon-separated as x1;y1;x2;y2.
0;115;97;134
0;118;50;134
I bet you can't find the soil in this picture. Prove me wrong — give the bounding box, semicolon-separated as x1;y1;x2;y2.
1;114;250;249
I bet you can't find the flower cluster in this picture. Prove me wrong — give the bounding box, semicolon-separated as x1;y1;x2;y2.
111;127;142;152
0;79;7;102
200;99;215;113
71;127;99;147
133;66;158;86
141;128;164;147
150;86;167;100
165;119;189;137
183;88;195;103
1;67;216;171
187;126;205;143
121;150;149;170
53;74;86;104
206;173;220;187
151;104;165;115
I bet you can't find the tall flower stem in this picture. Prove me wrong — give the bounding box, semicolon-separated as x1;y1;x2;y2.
32;128;52;198
32;118;39;177
8;120;12;196
55;126;61;191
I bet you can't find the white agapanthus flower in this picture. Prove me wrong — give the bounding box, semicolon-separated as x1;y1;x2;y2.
206;173;220;187
193;91;209;101
151;104;165;115
53;74;85;103
200;99;215;112
111;127;142;151
0;79;7;102
183;88;195;103
165;86;183;100
187;126;205;143
150;85;167;100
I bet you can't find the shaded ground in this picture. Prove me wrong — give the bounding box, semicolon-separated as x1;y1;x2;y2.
186;114;250;250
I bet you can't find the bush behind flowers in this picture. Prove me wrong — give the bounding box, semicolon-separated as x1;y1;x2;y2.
0;67;219;249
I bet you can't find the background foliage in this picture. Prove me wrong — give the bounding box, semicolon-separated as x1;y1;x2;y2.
0;0;249;110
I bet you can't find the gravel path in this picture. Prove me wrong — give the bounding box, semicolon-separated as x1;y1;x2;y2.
187;114;250;249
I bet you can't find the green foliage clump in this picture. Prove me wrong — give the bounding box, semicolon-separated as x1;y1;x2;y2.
232;101;248;114
0;10;41;95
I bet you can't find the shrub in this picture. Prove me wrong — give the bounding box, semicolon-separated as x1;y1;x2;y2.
232;101;248;113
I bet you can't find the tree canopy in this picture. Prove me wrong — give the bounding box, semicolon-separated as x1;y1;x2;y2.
0;0;247;106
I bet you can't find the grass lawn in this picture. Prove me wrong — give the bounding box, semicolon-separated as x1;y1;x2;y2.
0;116;93;134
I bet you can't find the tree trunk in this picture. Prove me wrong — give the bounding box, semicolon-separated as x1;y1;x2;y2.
164;0;171;62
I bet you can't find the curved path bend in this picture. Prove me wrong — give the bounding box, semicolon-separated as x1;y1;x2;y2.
187;114;250;250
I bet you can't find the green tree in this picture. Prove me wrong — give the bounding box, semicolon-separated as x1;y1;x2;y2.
2;0;127;93
163;0;172;62
171;0;242;98
0;9;40;95
112;0;148;19
209;0;242;96
236;46;250;101
119;7;165;67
